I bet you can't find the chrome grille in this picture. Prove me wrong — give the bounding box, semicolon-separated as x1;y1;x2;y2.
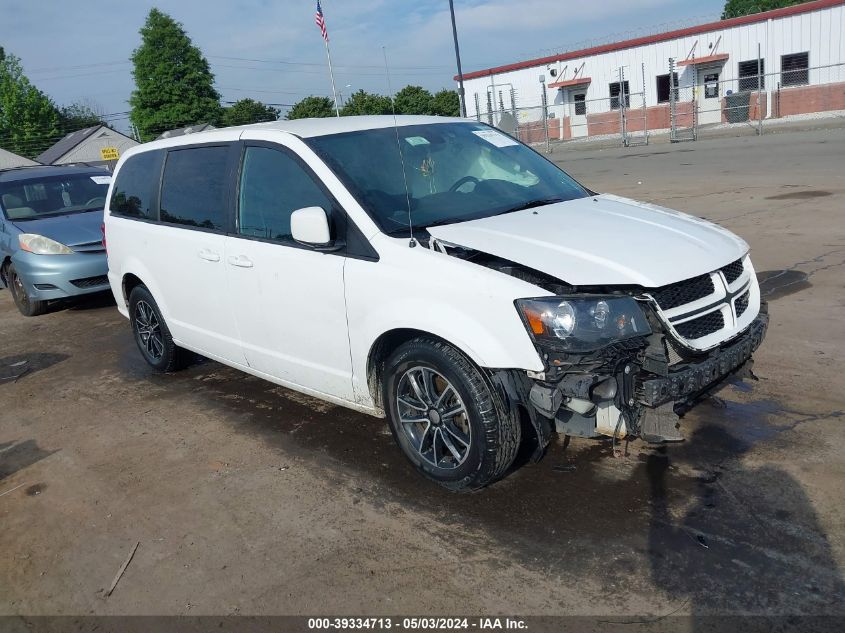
72;241;106;253
651;274;715;310
645;255;757;350
721;259;744;284
735;290;750;317
675;311;725;340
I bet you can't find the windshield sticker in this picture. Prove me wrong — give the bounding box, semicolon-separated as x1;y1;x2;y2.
90;175;112;185
405;136;430;146
472;129;519;147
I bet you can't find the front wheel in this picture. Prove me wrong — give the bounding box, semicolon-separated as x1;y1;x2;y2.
128;286;190;372
6;262;47;317
383;337;521;491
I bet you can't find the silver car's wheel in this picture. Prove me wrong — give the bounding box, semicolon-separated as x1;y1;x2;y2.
6;262;47;317
396;366;471;470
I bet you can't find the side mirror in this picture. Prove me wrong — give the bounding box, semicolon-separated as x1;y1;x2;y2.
291;206;331;246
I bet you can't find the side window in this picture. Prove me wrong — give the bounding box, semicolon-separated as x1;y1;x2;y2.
238;146;333;242
160;146;229;230
738;59;765;92
609;81;630;110
110;150;163;219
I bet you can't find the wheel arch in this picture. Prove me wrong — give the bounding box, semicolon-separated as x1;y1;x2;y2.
122;272;145;305
116;257;172;321
366;328;484;411
0;255;10;287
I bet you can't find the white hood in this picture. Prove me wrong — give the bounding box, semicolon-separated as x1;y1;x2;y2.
427;194;748;288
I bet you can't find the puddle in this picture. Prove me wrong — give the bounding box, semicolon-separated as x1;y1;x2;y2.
765;190;832;200
0;353;69;383
757;269;811;300
0;440;59;481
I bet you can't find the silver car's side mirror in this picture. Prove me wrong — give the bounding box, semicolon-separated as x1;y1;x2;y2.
291;206;331;246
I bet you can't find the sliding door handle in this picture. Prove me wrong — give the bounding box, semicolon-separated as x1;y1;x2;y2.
197;249;220;262
227;255;254;268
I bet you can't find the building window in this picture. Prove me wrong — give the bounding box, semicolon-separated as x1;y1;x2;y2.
704;73;720;99
781;52;809;87
609;80;630;110
573;93;586;116
656;72;679;103
738;59;765;92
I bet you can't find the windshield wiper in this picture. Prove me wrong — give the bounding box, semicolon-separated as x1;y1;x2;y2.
493;197;565;216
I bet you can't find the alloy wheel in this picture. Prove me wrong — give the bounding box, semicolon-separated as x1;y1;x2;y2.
396;366;471;470
134;300;164;360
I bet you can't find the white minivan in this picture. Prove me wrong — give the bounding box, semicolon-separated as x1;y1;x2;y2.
104;116;767;490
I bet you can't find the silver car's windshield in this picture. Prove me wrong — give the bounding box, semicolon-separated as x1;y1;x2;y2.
305;122;589;235
0;173;109;221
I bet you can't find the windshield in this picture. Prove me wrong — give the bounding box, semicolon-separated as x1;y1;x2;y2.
0;173;110;221
305;122;589;234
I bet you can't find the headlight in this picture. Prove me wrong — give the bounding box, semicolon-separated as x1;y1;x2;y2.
516;296;651;352
18;234;74;255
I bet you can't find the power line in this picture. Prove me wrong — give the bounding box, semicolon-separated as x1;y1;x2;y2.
26;60;131;74
208;54;452;71
29;69;132;82
213;63;449;77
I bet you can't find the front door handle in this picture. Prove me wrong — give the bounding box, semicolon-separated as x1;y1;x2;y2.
198;249;220;262
227;255;254;268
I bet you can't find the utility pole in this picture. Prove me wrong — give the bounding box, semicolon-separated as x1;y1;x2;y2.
448;0;467;117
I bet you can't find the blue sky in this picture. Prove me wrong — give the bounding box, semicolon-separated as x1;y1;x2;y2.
0;0;725;131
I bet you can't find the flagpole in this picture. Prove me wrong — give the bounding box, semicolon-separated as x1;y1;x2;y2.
323;38;341;117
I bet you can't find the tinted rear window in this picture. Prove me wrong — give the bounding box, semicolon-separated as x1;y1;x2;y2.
110;150;163;219
160;146;229;230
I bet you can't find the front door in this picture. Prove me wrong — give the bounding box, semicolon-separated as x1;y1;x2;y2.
224;140;354;402
569;91;588;138
697;69;722;125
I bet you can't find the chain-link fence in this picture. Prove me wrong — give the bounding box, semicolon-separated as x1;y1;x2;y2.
474;66;652;151
471;57;845;149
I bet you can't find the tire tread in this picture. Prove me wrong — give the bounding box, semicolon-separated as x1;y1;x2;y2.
385;336;520;491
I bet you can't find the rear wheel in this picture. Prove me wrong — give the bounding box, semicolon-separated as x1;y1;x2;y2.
383;337;520;491
7;262;47;317
128;285;190;372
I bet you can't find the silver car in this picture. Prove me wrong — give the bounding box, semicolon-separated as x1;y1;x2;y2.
0;165;110;316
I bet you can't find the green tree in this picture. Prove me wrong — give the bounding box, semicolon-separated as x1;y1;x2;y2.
393;85;433;115
129;8;222;141
286;96;335;120
431;89;461;117
59;101;107;130
722;0;810;19
220;98;280;126
0;48;61;158
340;89;393;116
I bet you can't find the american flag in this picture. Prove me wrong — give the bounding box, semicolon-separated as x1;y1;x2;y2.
315;1;329;42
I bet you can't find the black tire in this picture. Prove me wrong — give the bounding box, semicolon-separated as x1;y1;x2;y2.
128;285;190;372
6;262;47;317
383;336;521;491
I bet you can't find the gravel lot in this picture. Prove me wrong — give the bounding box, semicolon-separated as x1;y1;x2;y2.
1;126;844;620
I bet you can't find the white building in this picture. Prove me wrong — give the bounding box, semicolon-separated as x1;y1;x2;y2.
36;125;138;171
0;147;39;169
459;0;845;140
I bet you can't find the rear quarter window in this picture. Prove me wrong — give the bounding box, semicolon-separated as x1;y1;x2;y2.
109;150;164;220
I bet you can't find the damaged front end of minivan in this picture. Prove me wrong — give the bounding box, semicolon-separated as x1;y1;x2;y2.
430;239;768;458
